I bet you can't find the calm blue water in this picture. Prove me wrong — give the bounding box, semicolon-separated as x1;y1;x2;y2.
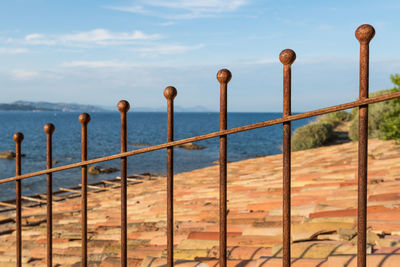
0;112;311;200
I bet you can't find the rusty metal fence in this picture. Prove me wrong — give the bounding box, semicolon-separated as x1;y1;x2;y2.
1;24;399;267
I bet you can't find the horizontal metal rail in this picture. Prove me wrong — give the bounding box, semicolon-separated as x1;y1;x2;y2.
1;90;400;185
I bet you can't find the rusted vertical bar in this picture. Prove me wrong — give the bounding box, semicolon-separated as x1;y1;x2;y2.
44;124;55;267
217;69;232;267
118;100;130;267
13;132;23;267
164;86;177;267
355;24;375;267
79;113;90;267
280;49;296;267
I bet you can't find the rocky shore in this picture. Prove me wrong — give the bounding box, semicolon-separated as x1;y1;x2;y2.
0;139;400;266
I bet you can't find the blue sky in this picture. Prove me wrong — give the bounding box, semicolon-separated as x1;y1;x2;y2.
0;0;399;112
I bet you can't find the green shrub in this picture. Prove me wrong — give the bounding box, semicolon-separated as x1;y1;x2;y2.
317;110;350;128
349;74;400;141
381;100;400;142
291;73;400;150
390;73;400;89
292;122;333;151
380;74;400;142
291;111;349;151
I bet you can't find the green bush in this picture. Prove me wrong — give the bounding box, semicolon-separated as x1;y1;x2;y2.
317;110;350;128
380;74;400;142
291;73;400;150
349;74;400;141
292;122;333;151
381;101;400;141
291;110;349;151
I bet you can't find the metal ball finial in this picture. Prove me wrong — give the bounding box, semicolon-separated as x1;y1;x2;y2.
355;24;375;43
43;123;55;135
79;113;91;125
117;100;130;113
13;132;24;143
164;86;177;100
216;69;232;84
279;49;296;65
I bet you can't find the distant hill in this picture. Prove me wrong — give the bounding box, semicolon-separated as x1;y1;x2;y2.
0;101;107;112
0;101;213;113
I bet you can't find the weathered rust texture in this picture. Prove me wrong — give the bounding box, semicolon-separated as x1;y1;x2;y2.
118;100;130;267
217;68;232;267
164;86;177;267
44;123;55;267
280;49;296;267
355;24;375;267
13;132;24;267
79;113;90;267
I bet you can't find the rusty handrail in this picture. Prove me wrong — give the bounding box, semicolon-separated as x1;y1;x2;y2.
1;90;400;185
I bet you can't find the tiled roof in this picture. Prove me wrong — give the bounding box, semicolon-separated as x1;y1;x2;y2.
0;138;400;266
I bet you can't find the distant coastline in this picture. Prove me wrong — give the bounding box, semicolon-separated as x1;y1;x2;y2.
0;100;106;112
0;100;214;113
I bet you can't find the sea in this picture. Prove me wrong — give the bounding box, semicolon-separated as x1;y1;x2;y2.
0;111;312;201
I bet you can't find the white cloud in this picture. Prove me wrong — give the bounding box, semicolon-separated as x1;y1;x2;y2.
25;34;57;45
60;29;159;43
24;29;161;46
11;69;39;80
137;43;204;56
0;47;28;54
110;5;150;14
60;44;205;63
149;0;247;12
61;61;134;68
106;0;248;19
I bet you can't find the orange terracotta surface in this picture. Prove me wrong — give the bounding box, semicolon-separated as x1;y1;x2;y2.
0;138;399;266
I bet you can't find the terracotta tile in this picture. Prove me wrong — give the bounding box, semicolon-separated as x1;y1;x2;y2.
208;246;272;259
1;139;400;265
369;192;400;202
187;231;241;240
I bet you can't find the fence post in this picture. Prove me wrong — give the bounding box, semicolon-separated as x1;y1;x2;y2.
355;24;375;267
79;113;90;267
44;123;55;267
217;69;232;267
164;86;177;267
280;49;296;267
118;100;130;267
13;132;23;267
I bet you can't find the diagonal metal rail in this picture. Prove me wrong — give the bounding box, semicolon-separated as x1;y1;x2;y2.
1;90;400;185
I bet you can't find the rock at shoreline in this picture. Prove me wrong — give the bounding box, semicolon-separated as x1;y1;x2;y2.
100;167;119;173
177;142;206;150
88;166;101;175
0;151;25;159
89;165;118;175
